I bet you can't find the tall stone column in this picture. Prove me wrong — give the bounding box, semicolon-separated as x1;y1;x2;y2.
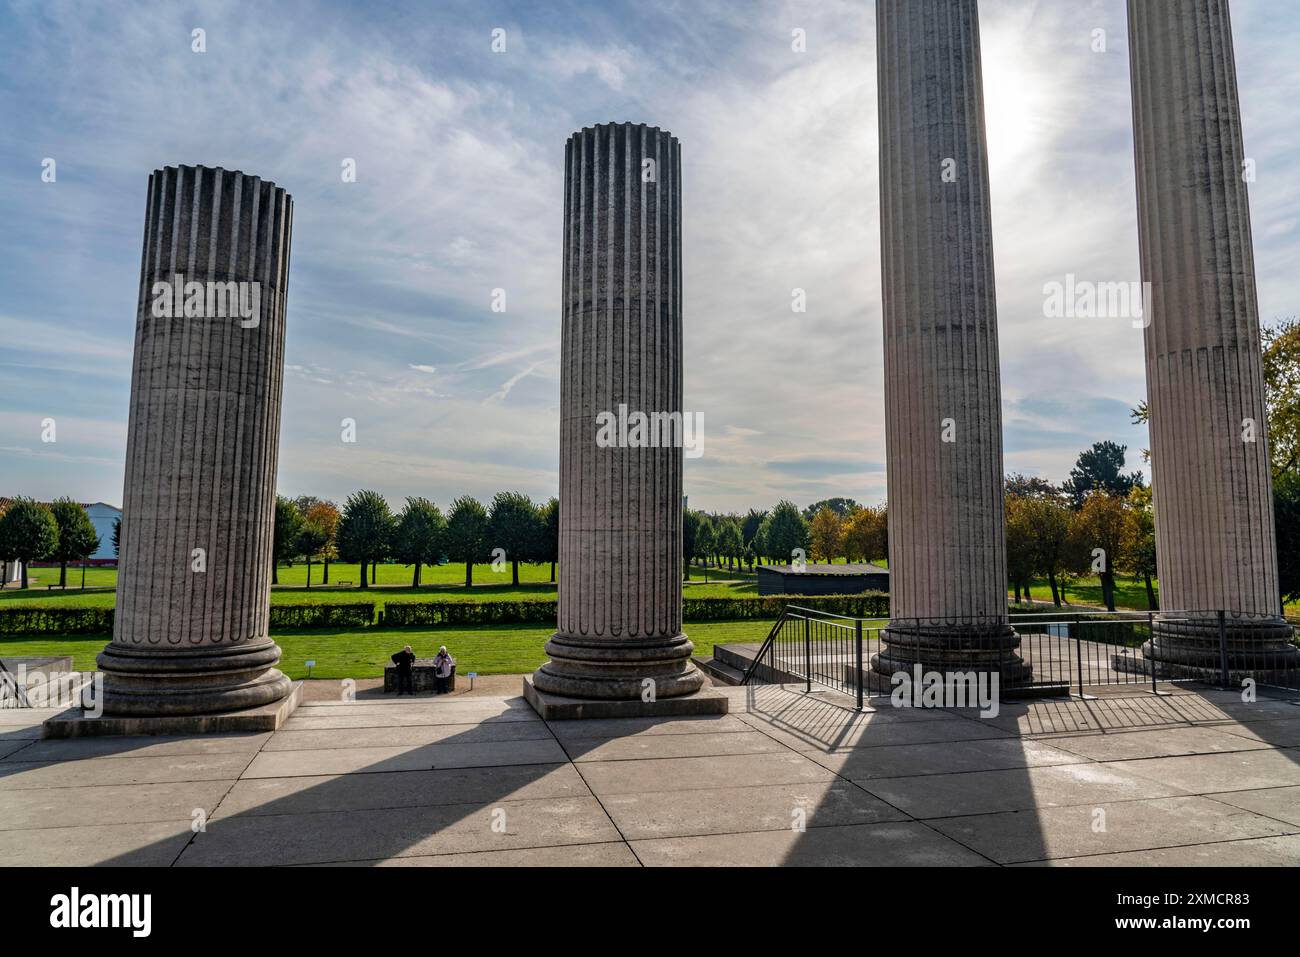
531;123;709;704
872;0;1028;683
98;165;295;715
1128;0;1297;676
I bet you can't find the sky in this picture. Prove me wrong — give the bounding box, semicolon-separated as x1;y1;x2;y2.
2;0;1298;516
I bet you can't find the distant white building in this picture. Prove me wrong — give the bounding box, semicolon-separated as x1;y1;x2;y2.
83;502;122;561
0;499;122;584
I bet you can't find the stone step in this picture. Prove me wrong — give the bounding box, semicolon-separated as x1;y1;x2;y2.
693;656;744;686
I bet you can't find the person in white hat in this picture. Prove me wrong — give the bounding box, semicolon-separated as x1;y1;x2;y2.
434;645;456;694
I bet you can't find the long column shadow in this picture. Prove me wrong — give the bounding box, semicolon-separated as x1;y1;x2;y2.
2;664;1297;867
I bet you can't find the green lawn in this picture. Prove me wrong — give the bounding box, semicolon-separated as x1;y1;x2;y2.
0;619;776;680
1009;576;1157;611
0;562;758;610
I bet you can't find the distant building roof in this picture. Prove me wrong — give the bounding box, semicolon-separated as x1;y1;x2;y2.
759;563;889;576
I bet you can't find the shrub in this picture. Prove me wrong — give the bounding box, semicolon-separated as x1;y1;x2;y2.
1;603;375;634
269;604;374;629
0;607;114;635
381;592;891;628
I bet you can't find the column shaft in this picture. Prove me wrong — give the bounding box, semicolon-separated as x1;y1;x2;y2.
1128;0;1296;674
533;123;702;700
874;0;1027;680
98;165;294;715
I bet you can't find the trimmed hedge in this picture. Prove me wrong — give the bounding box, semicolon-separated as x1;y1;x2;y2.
1;597;1163;637
683;593;890;620
384;599;556;627
270;604;374;629
382;592;891;628
1;603;376;635
0;607;114;635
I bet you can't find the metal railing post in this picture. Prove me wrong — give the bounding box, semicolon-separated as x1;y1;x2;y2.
804;616;812;694
1148;611;1157;693
1217;609;1230;689
1074;617;1085;698
855;618;864;710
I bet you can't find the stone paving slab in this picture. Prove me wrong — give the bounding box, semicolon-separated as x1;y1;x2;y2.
0;779;232;830
0;708;68;726
545;714;751;742
600;781;907;840
213;763;585;819
262;722;553;751
1210;717;1300;748
1205;786;1300;829
281;709;541;730
631;821;992;866
804;738;1086;780
0;740;34;759
0;725;44;741
740;713;1011;751
859;761;1189;818
4;686;1298;867
708;686;868;715
1014;834;1300;866
12;732;271;763
179;796;621;866
242;738;569;778
1118;749;1300;793
295;698;533;714
297;696;533;709
313;842;642;867
931;795;1294;865
970;696;1234;735
577;751;837;796
1188;692;1300;722
0;752;254;790
564;730;787;763
0;820;197;866
1041;726;1275;762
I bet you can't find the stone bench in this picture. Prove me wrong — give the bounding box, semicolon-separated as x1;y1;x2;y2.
383;661;456;694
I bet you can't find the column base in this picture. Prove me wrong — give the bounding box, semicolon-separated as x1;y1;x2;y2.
531;632;707;700
96;637;293;716
871;621;1033;683
1144;614;1299;684
522;674;728;720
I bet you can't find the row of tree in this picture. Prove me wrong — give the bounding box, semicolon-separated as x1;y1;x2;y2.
683;500;888;575
0;498;101;589
1006;483;1155;611
273;491;559;589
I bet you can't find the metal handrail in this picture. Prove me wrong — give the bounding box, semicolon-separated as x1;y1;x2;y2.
740;610;790;685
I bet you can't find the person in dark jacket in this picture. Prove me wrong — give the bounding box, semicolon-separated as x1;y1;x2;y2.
391;645;415;695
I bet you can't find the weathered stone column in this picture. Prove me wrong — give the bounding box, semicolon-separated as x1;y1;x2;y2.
530;123;711;706
98;165;294;715
1128;0;1297;677
872;0;1028;683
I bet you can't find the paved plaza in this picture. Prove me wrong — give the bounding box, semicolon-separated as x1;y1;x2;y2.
2;681;1299;866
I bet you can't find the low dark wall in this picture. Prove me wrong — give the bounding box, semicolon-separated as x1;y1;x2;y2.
758;567;890;596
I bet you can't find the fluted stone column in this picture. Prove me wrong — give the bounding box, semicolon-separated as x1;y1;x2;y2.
98;165;294;715
1128;0;1297;677
873;0;1028;683
531;123;706;702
